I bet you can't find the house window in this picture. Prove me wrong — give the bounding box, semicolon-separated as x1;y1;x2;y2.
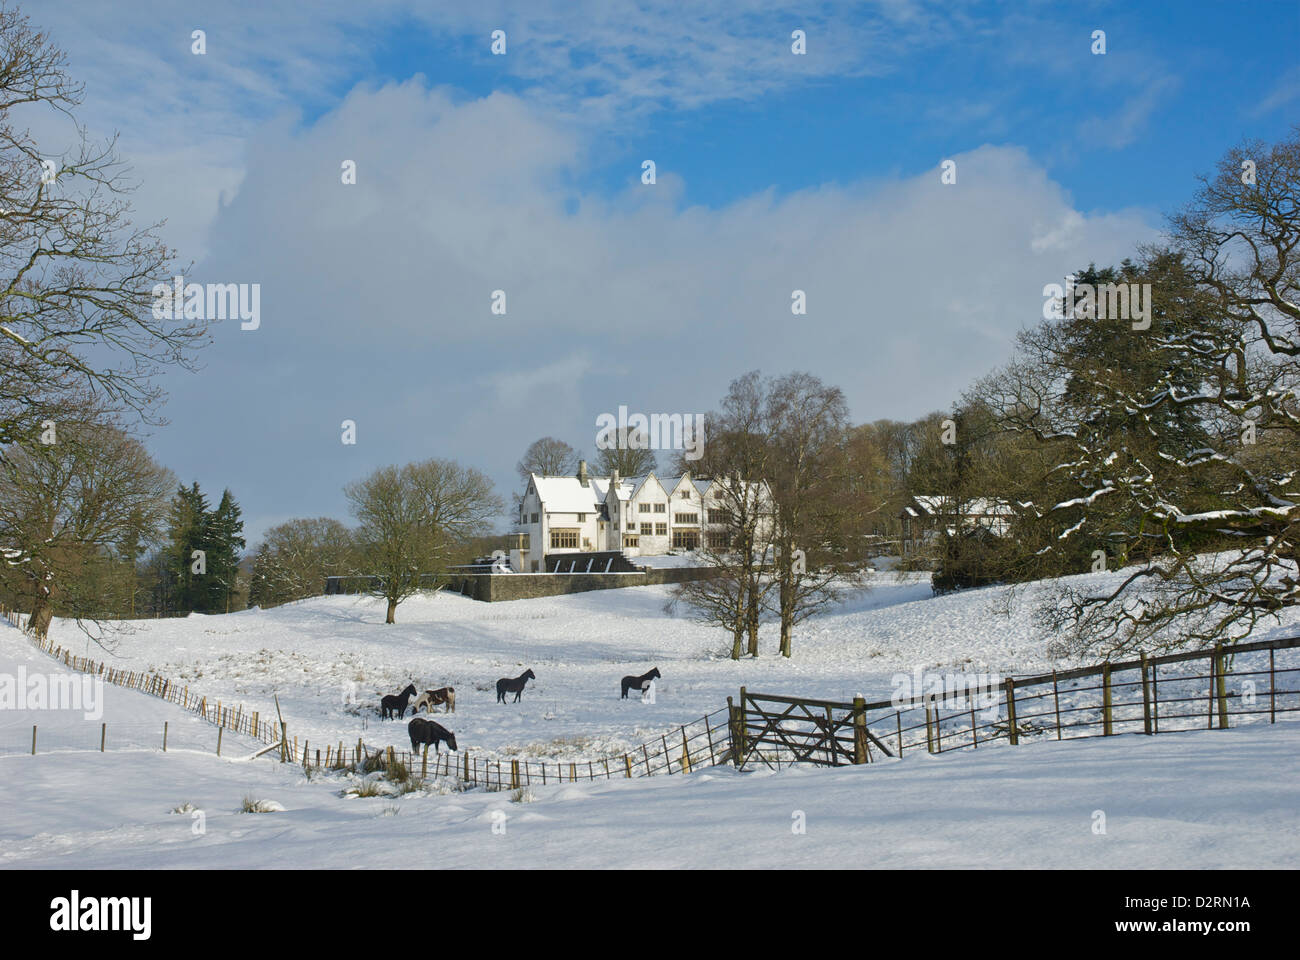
680;491;690;499
531;513;539;524
708;508;729;524
639;503;651;513
623;534;639;548
655;522;667;536
708;532;730;549
673;530;699;549
641;522;653;535
654;503;666;513
577;513;586;522
550;529;579;549
674;513;698;525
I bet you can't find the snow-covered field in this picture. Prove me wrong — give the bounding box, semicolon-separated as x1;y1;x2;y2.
2;567;1298;868
4;715;1296;869
12;569;1300;763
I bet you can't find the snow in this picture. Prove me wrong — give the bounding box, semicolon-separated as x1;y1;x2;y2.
2;720;1295;868
13;566;1300;765
2;563;1298;867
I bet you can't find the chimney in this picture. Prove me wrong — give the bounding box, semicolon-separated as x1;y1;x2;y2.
577;459;589;487
612;468;620;489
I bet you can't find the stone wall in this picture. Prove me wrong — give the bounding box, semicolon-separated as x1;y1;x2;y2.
444;565;717;602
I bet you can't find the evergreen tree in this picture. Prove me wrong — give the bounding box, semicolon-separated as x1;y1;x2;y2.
205;489;245;613
164;483;209;614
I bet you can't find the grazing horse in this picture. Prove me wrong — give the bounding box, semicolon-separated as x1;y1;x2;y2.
380;683;418;720
496;669;536;703
621;667;661;699
412;686;456;714
408;717;458;753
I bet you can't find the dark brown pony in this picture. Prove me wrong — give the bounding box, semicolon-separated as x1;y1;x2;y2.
408;717;458;753
496;669;535;703
380;684;417;719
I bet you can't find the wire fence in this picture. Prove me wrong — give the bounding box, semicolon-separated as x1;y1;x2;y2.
0;603;732;785
9;603;1296;786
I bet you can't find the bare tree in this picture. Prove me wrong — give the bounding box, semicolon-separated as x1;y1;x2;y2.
669;372;774;658
592;426;658;477
516;436;580;483
248;517;356;609
765;372;858;657
0;7;208;448
346;458;502;624
0;400;175;640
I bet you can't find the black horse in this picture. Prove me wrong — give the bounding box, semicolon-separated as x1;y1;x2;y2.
408;717;458;753
381;683;418;720
621;667;661;699
496;669;536;703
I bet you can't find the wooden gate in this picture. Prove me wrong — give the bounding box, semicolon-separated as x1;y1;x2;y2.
730;688;894;769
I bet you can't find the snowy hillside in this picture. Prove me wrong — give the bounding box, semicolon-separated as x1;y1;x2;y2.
18;569;1300;764
3;569;1299;868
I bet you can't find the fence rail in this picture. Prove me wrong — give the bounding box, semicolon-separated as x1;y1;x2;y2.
731;636;1300;770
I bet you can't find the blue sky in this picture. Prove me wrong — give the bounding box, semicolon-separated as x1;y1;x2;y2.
25;0;1300;545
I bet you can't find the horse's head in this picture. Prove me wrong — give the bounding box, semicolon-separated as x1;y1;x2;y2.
650;668;661;680
525;669;536;680
402;683;417;697
446;733;458;751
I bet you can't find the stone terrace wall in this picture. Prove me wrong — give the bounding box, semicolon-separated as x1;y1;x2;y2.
445;565;717;602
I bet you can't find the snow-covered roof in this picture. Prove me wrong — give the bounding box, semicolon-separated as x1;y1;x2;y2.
907;496;1015;517
530;475;604;513
530;470;728;511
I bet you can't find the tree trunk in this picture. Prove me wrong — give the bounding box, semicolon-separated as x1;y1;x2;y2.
385;598;398;624
29;596;53;639
745;584;760;657
779;575;794;657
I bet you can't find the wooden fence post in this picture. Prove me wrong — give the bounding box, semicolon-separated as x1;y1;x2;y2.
852;697;868;764
624;754;632;778
1152;660;1160;733
511;759;520;790
1215;644;1229;729
1005;678;1018;745
216;727;223;757
100;723;106;752
1140;652;1152;735
1052;670;1062;740
163;721;168;752
1270;647;1276;724
1208;650;1216;730
422;744;429;780
31;725;36;755
1102;662;1113;736
737;687;748;768
896;711;903;758
924;699;934;753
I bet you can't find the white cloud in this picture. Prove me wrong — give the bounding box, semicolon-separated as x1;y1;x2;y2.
139;83;1158;540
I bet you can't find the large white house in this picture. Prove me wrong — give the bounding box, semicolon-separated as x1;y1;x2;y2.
508;460;770;572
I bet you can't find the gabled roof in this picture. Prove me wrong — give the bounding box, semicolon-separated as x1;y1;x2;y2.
529;474;604;513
